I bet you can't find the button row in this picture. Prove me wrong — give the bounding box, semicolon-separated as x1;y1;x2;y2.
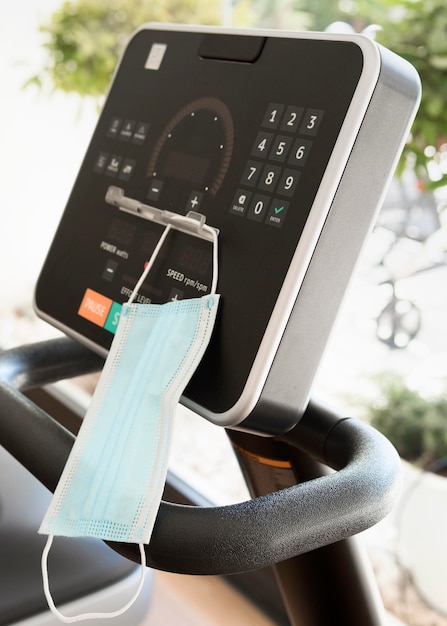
230;190;289;228
241;161;300;197
251;132;313;165
147;177;205;214
106;117;150;145
94;152;136;181
261;103;324;137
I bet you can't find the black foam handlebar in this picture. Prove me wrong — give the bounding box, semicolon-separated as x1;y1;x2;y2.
0;338;401;575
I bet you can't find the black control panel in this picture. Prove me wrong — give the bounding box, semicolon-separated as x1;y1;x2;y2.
35;27;369;420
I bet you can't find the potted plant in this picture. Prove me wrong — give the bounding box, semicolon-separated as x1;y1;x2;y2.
368;374;447;619
369;374;447;468
301;0;447;190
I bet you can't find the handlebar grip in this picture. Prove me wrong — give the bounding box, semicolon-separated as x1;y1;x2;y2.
0;338;401;575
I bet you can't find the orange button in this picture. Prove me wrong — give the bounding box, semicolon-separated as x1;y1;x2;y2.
78;289;113;327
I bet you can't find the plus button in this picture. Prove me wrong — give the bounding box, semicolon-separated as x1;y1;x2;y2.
187;191;203;212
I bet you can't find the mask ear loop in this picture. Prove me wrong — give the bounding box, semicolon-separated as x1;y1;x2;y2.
41;219;218;622
42;535;146;623
128;220;218;303
127;223;172;304
206;224;219;296
39;225;168;622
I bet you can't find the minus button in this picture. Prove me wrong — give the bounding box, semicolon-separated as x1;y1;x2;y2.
147;179;164;201
103;259;119;282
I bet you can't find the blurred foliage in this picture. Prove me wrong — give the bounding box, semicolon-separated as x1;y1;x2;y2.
298;0;447;189
248;0;310;29
369;375;447;467
375;0;447;189
27;0;253;97
30;0;447;188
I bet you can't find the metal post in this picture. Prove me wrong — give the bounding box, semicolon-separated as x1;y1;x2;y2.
227;418;387;626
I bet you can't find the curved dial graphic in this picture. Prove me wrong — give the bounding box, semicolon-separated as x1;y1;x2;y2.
147;97;234;210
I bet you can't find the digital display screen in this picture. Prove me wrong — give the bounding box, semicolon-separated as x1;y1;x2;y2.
162;151;210;186
177;245;212;276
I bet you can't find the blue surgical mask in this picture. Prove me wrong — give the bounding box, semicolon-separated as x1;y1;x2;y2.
39;221;219;622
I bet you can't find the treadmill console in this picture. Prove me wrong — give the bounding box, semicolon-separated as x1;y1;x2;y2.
35;25;420;433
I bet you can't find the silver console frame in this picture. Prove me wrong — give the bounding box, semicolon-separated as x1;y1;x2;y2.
157;27;421;430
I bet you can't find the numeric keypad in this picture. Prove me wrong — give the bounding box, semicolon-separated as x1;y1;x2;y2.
233;102;325;227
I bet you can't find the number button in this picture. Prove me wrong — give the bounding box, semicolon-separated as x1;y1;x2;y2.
299;109;325;136
269;136;293;163
280;106;304;132
247;194;271;222
277;169;301;197
261;103;285;129
288;138;313;167
258;165;282;192
251;131;274;158
241;160;262;187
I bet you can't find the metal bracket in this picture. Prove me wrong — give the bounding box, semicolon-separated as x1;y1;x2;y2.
105;186;218;243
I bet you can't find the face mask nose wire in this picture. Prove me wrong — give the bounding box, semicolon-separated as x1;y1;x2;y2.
128;219;219;305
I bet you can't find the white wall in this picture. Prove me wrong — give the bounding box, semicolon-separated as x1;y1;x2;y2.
0;0;98;312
